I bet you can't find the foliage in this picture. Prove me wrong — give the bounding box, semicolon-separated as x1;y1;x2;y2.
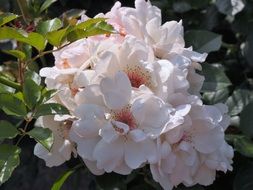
0;0;252;190
0;0;114;188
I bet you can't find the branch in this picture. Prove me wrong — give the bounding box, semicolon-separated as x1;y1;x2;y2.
25;42;74;67
17;0;29;24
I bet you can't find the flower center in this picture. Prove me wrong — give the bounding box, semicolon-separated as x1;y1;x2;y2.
111;106;137;130
119;28;126;37
178;131;192;144
62;59;71;69
125;65;153;89
127;71;147;88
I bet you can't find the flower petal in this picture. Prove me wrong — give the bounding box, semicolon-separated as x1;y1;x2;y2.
93;138;124;172
99;122;119;143
100;71;131;110
128;129;147;142
83;159;105;175
193;125;224;154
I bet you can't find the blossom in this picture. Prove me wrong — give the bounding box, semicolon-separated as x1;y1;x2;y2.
150;96;233;189
79;0;207;96
34;116;75;167
39;38;116;111
70;71;184;174
84;0;184;58
93;36;190;102
37;0;233;189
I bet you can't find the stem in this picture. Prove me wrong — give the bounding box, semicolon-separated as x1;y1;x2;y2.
15;120;30;146
17;0;29;24
73;163;84;170
25;42;75;67
18;60;25;87
0;75;21;90
15;119;24;128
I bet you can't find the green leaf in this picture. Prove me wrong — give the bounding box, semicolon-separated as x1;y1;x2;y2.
234;136;253;158
0;120;19;140
185;30;222;53
0;83;15;93
23;32;46;51
25;70;41;85
16;0;31;21
0;27;46;51
41;89;57;103
37;18;63;35
236;139;253;157
0;144;21;185
2;50;26;60
0;74;16;93
46;28;68;47
14;92;25;102
34;103;69;118
0;93;27;117
68;20;115;42
40;0;58;13
0;26;25;41
226;89;253;116
22;44;32;59
0;74;21;91
23;78;41;109
46;19;114;46
203;87;230;104
75;18;106;30
201;63;231;92
27;127;53;151
84;20;115;35
62;9;86;19
0;13;19;27
51;168;76;190
240;102;253;138
66;29;86;42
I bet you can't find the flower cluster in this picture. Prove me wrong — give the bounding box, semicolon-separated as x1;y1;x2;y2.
34;0;233;189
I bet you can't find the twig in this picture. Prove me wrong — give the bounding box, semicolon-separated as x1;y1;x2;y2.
25;42;74;67
15;120;30;145
17;0;29;25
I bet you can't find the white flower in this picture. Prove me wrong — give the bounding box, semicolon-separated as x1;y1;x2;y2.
34;116;75;167
164;48;207;96
53;39;91;69
97;0;184;58
39;38;115;111
83;0;207;96
93;36;190;102
39;67;79;111
150;96;232;189
36;1;233;189
70;71;182;174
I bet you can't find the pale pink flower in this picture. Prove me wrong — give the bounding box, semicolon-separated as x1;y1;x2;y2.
34;116;75;167
70;72;183;174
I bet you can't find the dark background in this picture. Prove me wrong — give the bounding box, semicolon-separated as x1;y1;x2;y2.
0;0;253;189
